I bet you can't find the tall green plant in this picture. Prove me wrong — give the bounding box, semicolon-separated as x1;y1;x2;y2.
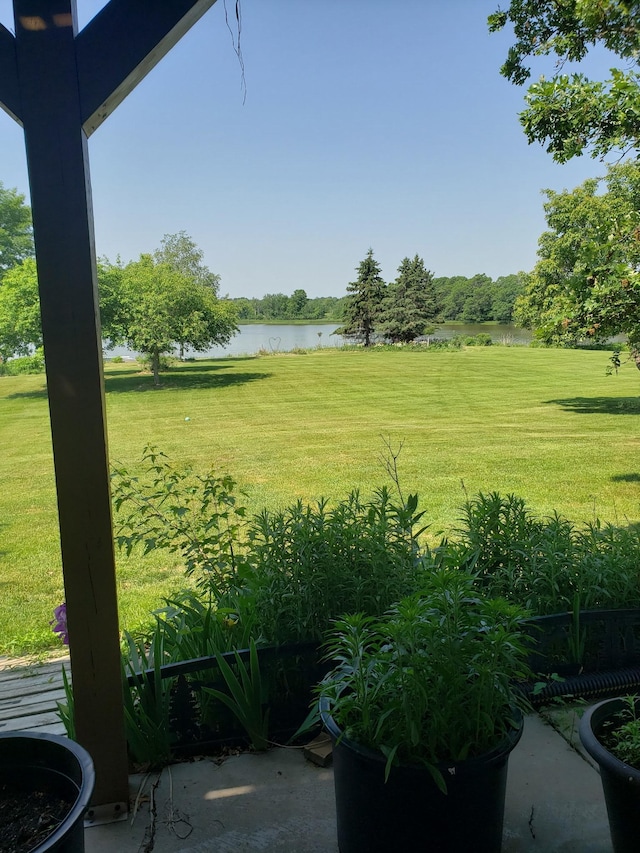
446;491;640;616
121;625;174;768
203;638;269;751
319;567;532;790
246;485;427;645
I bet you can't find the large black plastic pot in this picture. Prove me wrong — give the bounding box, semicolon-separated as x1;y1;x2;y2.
320;698;523;853
579;698;640;853
0;730;95;852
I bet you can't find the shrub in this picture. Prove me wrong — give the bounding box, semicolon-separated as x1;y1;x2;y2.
244;487;427;645
0;348;45;375
432;491;640;615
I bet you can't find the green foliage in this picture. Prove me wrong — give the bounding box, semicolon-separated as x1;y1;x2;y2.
337;249;387;346
490;0;640;161
245;486;427;645
438;491;640;615
154;230;221;293
0;182;34;277
111;446;248;597
515;161;640;364
377;255;439;343
56;666;75;740
603;696;640;768
153;590;253;660
121;626;174;768
0;260;41;361
0;347;44;375
319;567;532;789
101;245;237;385
202;638;269;751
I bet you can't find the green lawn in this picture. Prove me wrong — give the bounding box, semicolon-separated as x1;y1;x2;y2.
2;345;640;656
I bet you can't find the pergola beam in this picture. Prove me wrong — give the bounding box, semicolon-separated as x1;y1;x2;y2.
77;0;216;136
0;23;21;124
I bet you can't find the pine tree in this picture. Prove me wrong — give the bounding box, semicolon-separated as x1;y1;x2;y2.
377;255;438;343
337;249;386;347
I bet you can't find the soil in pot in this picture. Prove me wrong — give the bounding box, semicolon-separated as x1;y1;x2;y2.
0;769;77;853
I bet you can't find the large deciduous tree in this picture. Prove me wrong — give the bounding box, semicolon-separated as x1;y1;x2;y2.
0;182;34;278
489;1;640;162
377;255;438;343
105;254;237;385
514;160;640;364
154;231;221;292
0;258;41;361
338;249;387;347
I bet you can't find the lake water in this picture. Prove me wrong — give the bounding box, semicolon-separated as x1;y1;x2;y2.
107;322;531;360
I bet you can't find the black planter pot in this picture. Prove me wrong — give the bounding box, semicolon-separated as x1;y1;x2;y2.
320;699;523;853
0;730;95;853
579;697;640;853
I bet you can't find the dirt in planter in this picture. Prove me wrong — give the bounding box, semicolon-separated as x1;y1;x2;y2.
0;783;72;853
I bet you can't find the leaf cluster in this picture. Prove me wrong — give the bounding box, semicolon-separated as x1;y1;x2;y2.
490;1;640;161
601;695;640;767
516;160;640;356
111;445;248;598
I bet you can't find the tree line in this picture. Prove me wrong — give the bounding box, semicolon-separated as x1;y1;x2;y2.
335;250;525;345
229;269;525;329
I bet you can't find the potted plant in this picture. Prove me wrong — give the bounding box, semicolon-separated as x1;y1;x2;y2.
0;730;95;852
579;696;640;853
318;566;532;853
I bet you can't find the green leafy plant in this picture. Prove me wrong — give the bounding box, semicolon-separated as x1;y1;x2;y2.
202;638;269;751
121;625;174;768
318;566;532;791
441;491;640;618
153;589;254;660
603;696;640;768
56;666;76;740
245;484;427;645
111;445;248;596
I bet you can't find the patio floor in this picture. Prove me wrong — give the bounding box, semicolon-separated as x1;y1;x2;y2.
84;711;612;853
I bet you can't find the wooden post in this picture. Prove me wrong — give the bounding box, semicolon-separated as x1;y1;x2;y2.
0;0;217;810
13;0;128;810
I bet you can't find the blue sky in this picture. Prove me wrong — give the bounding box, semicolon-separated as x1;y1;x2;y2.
0;1;618;299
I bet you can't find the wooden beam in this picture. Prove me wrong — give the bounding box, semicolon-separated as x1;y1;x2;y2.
0;23;21;124
13;0;128;809
77;0;217;136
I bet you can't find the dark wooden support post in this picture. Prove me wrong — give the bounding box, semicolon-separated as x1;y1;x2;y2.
0;0;216;810
13;0;128;810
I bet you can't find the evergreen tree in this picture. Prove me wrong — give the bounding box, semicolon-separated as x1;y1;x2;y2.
377;255;438;343
337;249;386;346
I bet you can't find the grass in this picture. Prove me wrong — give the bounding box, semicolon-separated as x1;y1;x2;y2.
1;345;640;656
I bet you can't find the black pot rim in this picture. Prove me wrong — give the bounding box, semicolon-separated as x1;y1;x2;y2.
579;697;640;781
319;695;524;772
0;730;95;850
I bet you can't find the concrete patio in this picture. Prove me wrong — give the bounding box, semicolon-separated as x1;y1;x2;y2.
84;709;613;853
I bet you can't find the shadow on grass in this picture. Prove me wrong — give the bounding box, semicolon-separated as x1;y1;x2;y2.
545;396;640;415
612;473;640;483
104;357;271;393
6;359;270;398
6;387;48;400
